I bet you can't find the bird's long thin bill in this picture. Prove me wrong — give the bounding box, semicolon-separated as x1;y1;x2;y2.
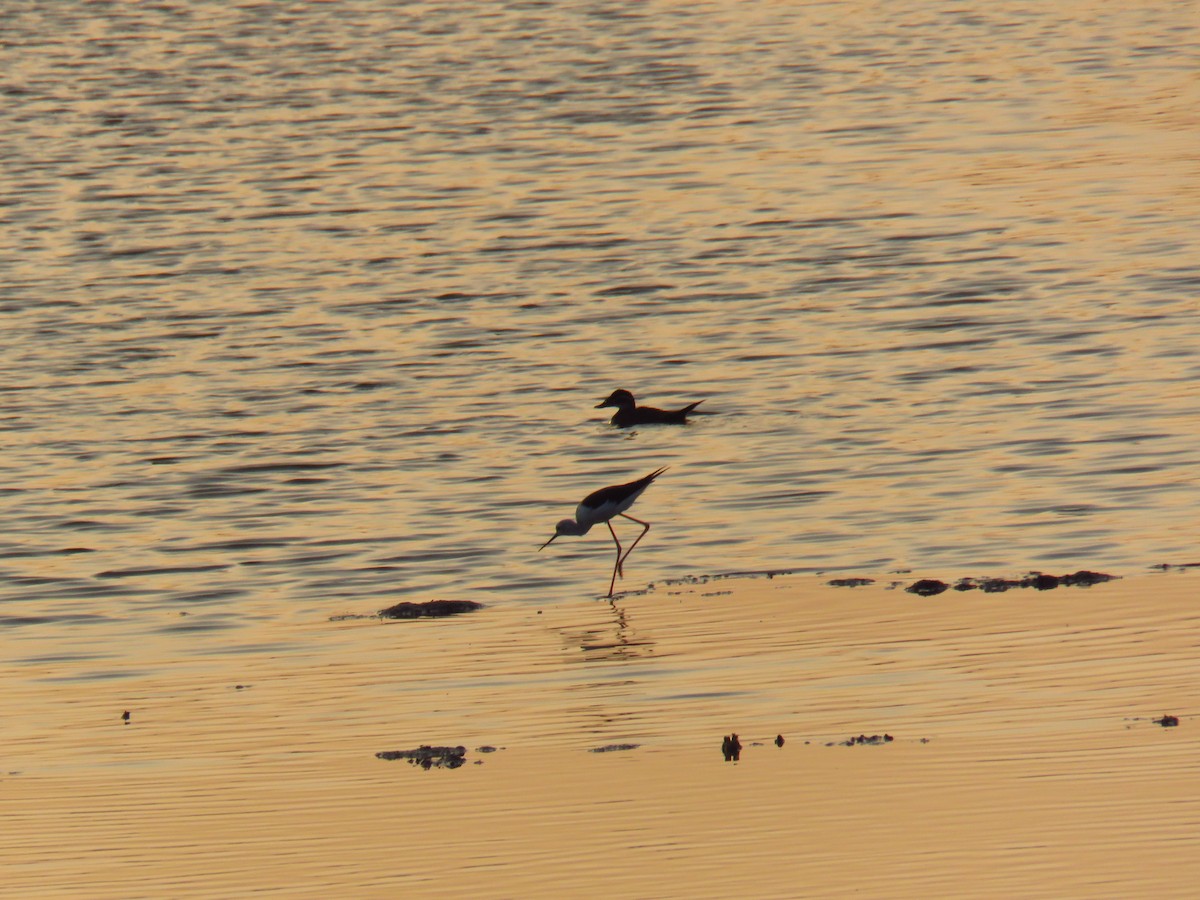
538;535;557;551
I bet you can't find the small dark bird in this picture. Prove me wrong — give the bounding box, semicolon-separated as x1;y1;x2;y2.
775;734;785;747
596;389;703;428
540;467;666;597
121;711;131;725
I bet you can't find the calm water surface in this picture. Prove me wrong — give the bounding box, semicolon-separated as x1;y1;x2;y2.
3;1;1198;664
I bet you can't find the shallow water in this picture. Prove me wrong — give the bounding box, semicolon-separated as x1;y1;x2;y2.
5;573;1199;897
3;6;1200;884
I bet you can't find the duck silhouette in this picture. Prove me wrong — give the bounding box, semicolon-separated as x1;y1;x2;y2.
596;389;704;428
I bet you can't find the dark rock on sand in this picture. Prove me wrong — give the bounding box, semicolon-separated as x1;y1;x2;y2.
1059;570;1116;586
722;733;742;761
378;599;483;619
957;577;1022;593
949;570;1118;594
841;734;894;746
907;579;949;596
376;745;468;769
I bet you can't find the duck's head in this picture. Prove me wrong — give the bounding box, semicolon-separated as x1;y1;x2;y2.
596;389;635;410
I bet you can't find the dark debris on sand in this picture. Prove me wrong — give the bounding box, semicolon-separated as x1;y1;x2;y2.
378;599;483;619
722;733;743;761
828;577;875;588
1155;715;1180;727
907;579;949;596
376;745;469;769
838;734;894;747
907;570;1117;596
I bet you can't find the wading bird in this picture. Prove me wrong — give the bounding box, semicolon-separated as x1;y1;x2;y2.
595;389;703;428
540;467;667;597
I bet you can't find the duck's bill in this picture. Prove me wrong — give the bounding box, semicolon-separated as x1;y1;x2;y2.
538;534;558;551
594;400;611;408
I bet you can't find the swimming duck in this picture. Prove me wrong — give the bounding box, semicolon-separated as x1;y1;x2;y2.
595;389;703;428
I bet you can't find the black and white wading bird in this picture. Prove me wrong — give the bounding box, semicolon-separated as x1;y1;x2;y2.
596;389;703;428
540;467;667;597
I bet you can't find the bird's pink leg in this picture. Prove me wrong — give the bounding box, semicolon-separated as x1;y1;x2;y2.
617;514;651;570
606;520;624;597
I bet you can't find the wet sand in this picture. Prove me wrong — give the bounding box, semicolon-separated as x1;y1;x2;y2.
4;570;1199;897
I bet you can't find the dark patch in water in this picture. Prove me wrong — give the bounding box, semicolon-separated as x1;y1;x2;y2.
594;283;675;296
221;461;344;474
95;564;230;579
951;570;1117;592
193;539;294;551
905;571;1117;595
0;615;57;627
378;599;483;619
660;569;799;587
592;743;641;754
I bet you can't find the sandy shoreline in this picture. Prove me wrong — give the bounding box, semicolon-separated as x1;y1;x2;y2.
4;569;1198;897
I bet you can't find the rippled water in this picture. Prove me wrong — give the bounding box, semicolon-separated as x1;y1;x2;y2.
3;1;1198;640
